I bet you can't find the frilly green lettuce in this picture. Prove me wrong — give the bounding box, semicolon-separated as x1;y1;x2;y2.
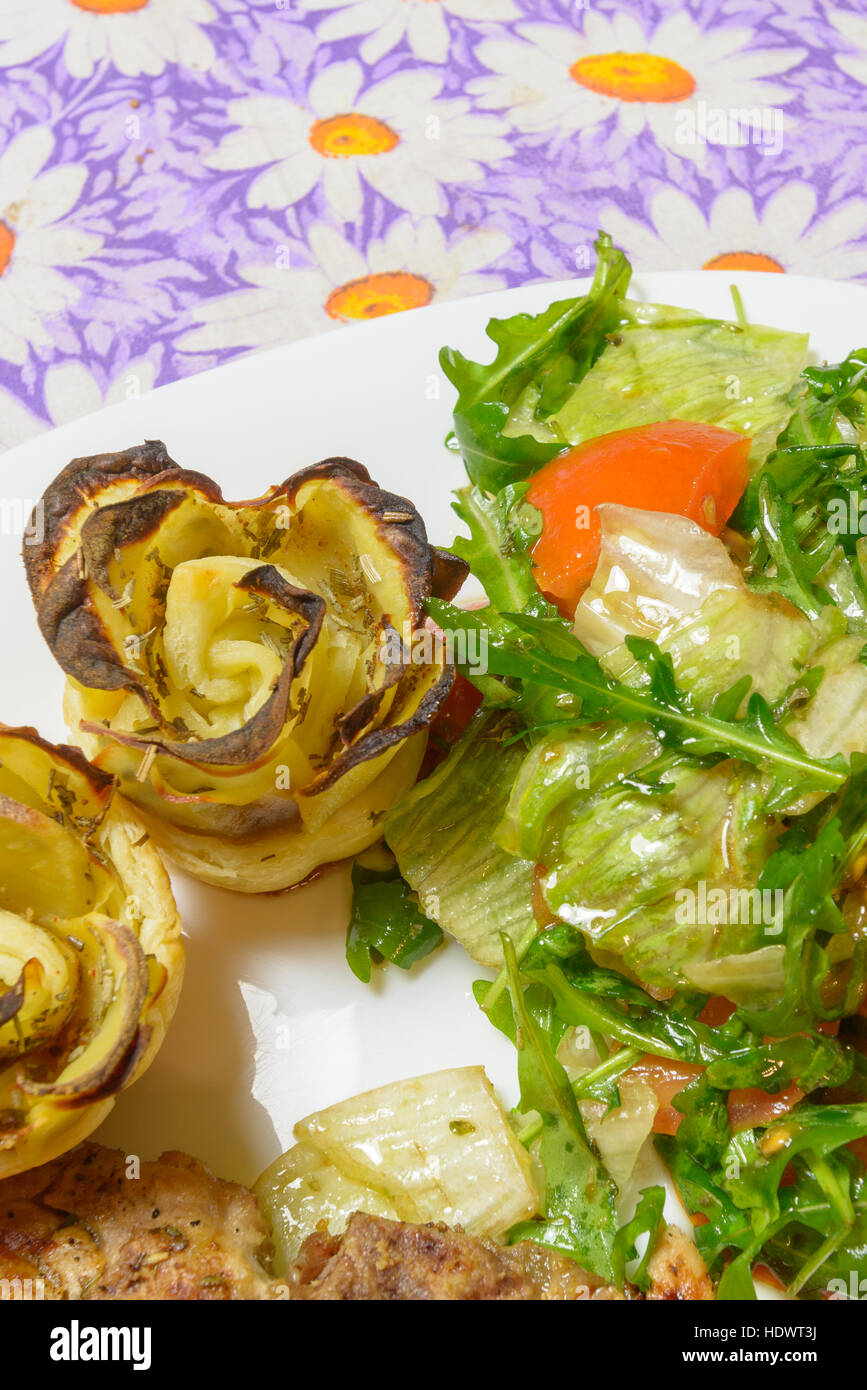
503;724;775;989
536;302;808;470
385;714;537;969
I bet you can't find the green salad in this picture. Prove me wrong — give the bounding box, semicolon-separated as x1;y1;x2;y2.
348;233;867;1301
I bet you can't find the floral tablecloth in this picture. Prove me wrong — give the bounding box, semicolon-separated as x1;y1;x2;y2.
0;0;865;451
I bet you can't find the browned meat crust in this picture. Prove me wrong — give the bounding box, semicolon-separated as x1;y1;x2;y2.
0;1142;276;1300
291;1212;628;1301
646;1225;715;1301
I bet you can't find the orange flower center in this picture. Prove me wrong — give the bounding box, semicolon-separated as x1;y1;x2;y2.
71;0;150;12
0;222;15;278
570;52;696;103
325;272;433;321
703;251;785;273
309;113;400;159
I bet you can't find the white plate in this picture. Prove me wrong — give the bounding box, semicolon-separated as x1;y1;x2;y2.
0;271;863;1225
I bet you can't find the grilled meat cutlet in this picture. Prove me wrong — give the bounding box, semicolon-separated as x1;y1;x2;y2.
290;1212;714;1301
0;1142;714;1300
0;1142;275;1300
291;1211;627;1300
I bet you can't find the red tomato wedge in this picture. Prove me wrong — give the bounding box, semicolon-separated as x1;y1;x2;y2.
848;1136;867;1165
526;420;752;615
625;1054;703;1136
698;995;737;1027
428;668;482;747
420;670;483;777
626;1054;803;1136
727;1084;803;1134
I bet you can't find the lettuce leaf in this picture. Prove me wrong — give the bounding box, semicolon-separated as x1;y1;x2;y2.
572;504;824;711
424;594;867;992
384;714;538;969
428;603;850;808
544;302;808;470
516;730;775;988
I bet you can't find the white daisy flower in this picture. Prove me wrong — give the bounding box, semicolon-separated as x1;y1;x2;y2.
470;9;805;164
298;0;519;66
598;184;867;280
42;354;159;425
204;60;511;221
176;217;512;354
0;126;103;367
0;355;159;452
826;5;867;86
0;384;43;452
0;0;216;79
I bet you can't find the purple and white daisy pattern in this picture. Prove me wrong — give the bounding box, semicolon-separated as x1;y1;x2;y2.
0;0;865;445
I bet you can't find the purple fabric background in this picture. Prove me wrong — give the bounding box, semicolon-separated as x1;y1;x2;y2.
0;0;865;450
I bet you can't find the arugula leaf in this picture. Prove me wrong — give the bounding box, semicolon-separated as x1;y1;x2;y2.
497;934;623;1284
615;1185;666;1291
425;601;849;805
524;926;855;1107
623;635;842;811
716;1249;759;1300
525;956;737;1067
442;483;587;728
740;349;867;622
762;1160;867;1298
738;349;867;526
738;754;867;1034
473;977;633;1113
705;1035;853;1095
449;483;553;618
671;1073;730;1169
430;499;589;731
657;1136;748;1243
661;1102;867;1298
345;861;443;983
440;232;631;492
746;476;833;619
724;1103;867;1223
474;975;569;1058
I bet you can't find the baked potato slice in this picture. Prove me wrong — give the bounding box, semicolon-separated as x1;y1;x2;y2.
0;726;183;1180
25;444;466;891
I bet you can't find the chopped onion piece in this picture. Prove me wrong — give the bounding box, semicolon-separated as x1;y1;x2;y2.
257;1067;538;1269
573;504;739;655
684;944;785;1009
255;1141;399;1275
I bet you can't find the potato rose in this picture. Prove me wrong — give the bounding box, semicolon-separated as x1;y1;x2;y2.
25;443;467;892
0;725;183;1180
